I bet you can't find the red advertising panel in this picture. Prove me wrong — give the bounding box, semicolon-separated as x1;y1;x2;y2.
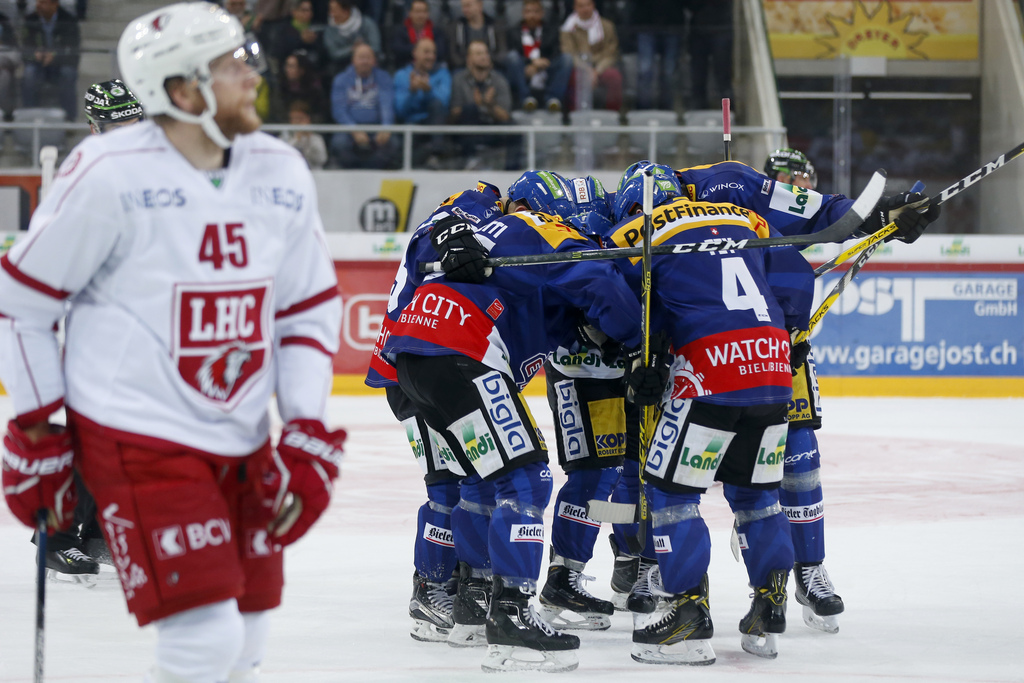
333;261;397;376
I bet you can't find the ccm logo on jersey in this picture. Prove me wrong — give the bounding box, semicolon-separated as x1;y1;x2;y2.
152;518;231;560
174;281;272;405
510;524;545;543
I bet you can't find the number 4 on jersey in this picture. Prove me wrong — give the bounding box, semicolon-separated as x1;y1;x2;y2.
721;257;770;322
199;223;248;269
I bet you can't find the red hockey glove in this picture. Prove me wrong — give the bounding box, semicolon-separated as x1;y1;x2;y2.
265;419;346;546
2;420;77;531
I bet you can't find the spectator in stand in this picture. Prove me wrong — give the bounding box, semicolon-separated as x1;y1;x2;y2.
322;0;380;75
632;0;685;110
330;42;398;168
253;0;290;34
222;0;260;32
20;0;80;121
281;99;329;169
449;39;512;169
448;0;506;73
686;0;733;110
560;0;621;112
267;0;324;71
394;37;450;167
271;49;328;122
0;9;18;119
390;0;447;71
505;0;570;112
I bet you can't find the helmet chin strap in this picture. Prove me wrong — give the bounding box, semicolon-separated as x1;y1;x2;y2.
165;77;233;150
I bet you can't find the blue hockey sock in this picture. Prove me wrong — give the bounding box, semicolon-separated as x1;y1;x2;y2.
781;427;825;563
724;484;795;587
610;460;656;558
551;467;618;564
451;475;496;571
487;461;553;588
645;484;710;594
413;479;461;581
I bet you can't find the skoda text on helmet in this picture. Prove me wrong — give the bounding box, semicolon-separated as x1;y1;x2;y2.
507;170;576;221
613;163;682;223
764;147;818;189
117;2;265;149
84;79;145;133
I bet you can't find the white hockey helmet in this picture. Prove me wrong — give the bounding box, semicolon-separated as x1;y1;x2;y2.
117;2;262;148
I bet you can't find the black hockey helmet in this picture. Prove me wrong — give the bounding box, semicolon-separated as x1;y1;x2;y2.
764;147;817;189
83;79;145;133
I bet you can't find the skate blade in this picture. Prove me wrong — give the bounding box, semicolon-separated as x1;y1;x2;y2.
46;569;98;589
740;633;779;659
410;619;452;643
538;605;611;631
631;640;715;666
481;644;579;673
802;606;840;634
447;624;487;648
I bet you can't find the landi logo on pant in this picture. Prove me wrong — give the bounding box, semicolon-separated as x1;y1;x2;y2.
152;518;232;560
423;522;455;547
510;524;545;543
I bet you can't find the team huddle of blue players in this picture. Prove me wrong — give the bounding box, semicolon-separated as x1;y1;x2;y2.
366;153;940;672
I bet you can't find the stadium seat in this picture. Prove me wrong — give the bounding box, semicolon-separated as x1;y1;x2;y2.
683;108;733;162
626;109;679;161
512;109;565;167
12;108;67;156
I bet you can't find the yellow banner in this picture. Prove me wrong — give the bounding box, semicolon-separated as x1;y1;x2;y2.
763;0;979;60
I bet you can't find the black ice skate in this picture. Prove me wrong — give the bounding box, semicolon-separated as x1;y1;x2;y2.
83;536;113;567
448;562;490;648
538;555;614;631
409;571;454;642
631;574;715;666
482;577;580;673
44;547;100;587
608;534;639;611
794;561;844;634
627;558;662;614
739;568;788;659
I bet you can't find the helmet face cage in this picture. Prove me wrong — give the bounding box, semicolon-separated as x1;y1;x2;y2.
764;148;818;189
507;170;576;221
613;166;682;223
84;79;144;131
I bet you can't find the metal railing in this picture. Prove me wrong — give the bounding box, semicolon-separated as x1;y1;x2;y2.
0;121;787;170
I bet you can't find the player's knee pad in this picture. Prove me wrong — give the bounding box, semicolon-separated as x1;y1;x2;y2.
228;611;270;682
451;475;494;571
488;462;553;585
724;484;794;587
154;599;245;682
550;467;618;565
645;485;710;593
414;479;460;581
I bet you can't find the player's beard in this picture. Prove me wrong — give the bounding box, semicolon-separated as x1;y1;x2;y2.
214;102;262;140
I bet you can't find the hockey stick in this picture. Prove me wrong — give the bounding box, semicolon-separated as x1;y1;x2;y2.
722;98;731;161
34;509;47;683
419;170;887;272
795;140;1024;344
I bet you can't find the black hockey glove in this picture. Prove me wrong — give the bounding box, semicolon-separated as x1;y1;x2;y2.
573;314;623;362
862;192;941;245
623;331;673;406
430;216;491;284
789;330;811;375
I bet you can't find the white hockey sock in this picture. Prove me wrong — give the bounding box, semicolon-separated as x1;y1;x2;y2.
228;611;271;682
152;599;245;683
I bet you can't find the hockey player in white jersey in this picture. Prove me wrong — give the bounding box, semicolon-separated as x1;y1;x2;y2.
0;4;345;682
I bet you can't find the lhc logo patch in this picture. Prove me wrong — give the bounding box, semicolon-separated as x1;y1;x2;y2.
172;279;272;407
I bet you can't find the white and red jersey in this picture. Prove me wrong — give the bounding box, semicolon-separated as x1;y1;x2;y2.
0;121;341;455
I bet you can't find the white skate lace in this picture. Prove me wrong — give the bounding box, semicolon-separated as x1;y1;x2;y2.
801;564;837;600
525;605;558;636
568;570;600;600
426;583;454;614
61;548;94;563
632;563;664;597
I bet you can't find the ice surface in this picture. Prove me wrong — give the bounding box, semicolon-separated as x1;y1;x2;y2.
1;395;1022;682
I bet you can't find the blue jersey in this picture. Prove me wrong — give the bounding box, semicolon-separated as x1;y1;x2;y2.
383;210;643;389
607;197;814;406
675;161;855;237
366;189;504;388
